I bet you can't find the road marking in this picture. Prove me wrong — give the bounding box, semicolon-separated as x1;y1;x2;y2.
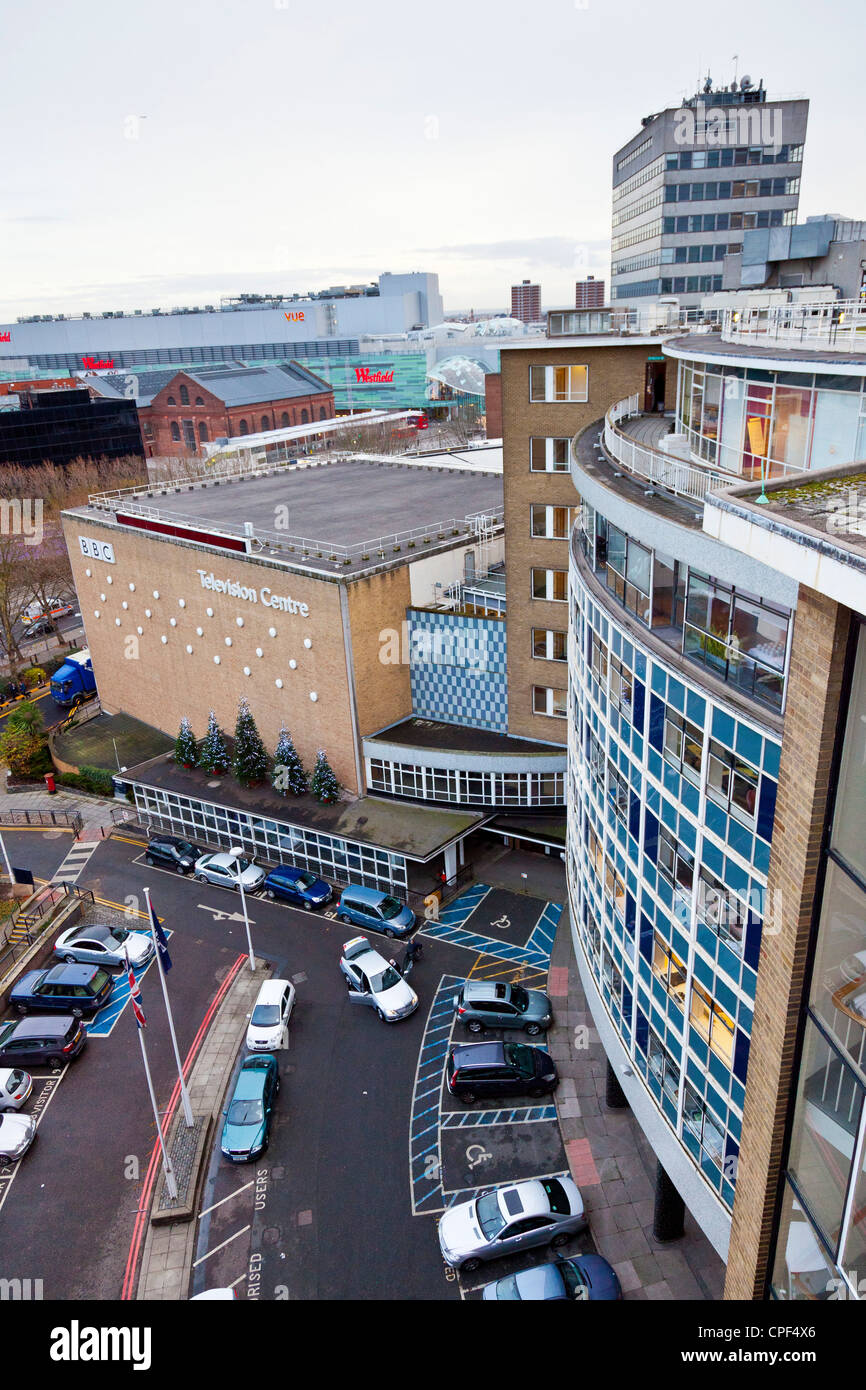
198;1180;256;1220
440;1105;557;1128
112;835;148;848
192;1224;252;1268
52;841;100;884
0;1071;67;1218
198;904;255;925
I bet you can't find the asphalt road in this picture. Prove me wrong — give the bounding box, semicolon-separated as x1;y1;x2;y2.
0;831;583;1301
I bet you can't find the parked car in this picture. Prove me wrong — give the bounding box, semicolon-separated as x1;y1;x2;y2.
0;1068;32;1112
220;1054;279;1163
339;937;418;1022
190;1289;238;1301
438;1177;586;1272
194;853;266;892
10;963;113;1018
336;885;415;938
262;865;332;910
453;981;553;1036
53;922;154;969
0;1016;87;1070
22;617;54;639
145;835;205;875
0;1112;36;1163
246;979;296;1052
446;1041;558;1104
481;1254;622;1301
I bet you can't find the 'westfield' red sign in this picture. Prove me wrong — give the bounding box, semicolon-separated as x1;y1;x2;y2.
0;332;10;343
355;367;394;384
82;356;115;369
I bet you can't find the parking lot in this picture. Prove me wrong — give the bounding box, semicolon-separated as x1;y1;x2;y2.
0;828;593;1301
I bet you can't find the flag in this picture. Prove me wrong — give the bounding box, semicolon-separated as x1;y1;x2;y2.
126;950;147;1029
148;897;172;973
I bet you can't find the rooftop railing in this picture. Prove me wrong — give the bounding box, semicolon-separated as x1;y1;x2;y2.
596;395;728;504
721;299;866;351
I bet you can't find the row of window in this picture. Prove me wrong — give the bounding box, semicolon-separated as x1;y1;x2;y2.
663;208;793;235
616;136;653;172
665;144;802;170
611;188;664;229
659;276;724;296
612;156;664;202
611;219;663;254
613;244;731;277
30;341;359;372
367;759;564;806
664;177;799;203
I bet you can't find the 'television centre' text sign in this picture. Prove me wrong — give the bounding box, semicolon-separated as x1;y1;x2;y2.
197;568;310;616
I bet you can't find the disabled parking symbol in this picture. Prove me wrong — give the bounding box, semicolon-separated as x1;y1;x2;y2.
489;915;511;931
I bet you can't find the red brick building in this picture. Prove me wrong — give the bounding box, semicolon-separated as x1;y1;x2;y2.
510;281;542;324
135;363;335;457
575;276;605;308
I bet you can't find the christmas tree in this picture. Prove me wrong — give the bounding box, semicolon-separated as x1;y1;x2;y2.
198;710;229;775
233;697;270;786
311;748;339;804
174;716;198;768
272;726;308;796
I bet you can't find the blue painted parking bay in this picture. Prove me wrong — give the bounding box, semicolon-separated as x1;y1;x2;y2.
421;886;562;972
86;933;173;1038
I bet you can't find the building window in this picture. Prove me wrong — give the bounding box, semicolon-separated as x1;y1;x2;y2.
531;504;576;540
663;709;703;785
706;739;759;826
652;935;688;1005
281;413;290;428
531;569;568;602
689;980;735;1066
530;438;571;471
657;823;695;896
320;406;328;420
195;396;205;406
608;653;633;716
301;409;309;424
532;686;567;719
532;629;567;662
180;384;190;405
529;364;588;403
170;421;180;442
239;419;249;435
648;1031;681;1105
198;422;209;443
684;572;788;711
261;415;270;431
166;395;177;406
607;762;629;826
682;1086;725;1171
696;864;752;954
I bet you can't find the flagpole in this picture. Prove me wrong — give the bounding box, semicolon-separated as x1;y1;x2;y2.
137;1025;178;1202
144;886;194;1129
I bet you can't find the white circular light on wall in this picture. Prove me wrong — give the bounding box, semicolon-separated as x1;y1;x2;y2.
122;601;129;610
152;590;159;599
161;635;168;645
255;648;263;658
145;609;152;618
269;627;277;638
310;692;318;702
224;637;232;647
93;610;100;619
85;568;92;578
106;576;113;585
137;626;143;635
170;618;177;628
243;666;251;677
236;617;244;628
289;660;297;671
178;599;186;608
114;618;121;627
100;593;106;602
206;607;213;618
275;679;284;690
196;627;203;636
303;638;312;650
129;583;135;592
214;655;221;665
186;645;193;654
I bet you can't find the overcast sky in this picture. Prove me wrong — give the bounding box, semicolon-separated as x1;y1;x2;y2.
1;0;862;319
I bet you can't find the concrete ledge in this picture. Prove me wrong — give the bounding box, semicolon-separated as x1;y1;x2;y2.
152;1114;214;1226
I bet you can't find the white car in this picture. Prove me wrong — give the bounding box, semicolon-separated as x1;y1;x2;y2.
0;1112;36;1162
194;853;266;893
339;937;418;1023
246;979;296;1052
0;1068;32;1112
438;1177;587;1272
54;923;154;970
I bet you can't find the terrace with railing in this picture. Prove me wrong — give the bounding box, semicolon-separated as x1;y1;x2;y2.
721;299;866;352
598;394;729;504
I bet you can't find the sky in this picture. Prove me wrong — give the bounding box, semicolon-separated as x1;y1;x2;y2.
1;0;863;320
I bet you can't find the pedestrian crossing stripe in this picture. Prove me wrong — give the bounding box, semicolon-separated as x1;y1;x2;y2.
52;842;100;885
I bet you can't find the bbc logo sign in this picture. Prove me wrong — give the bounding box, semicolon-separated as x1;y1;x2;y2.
79;535;116;564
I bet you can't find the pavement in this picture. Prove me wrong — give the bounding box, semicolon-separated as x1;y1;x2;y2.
0;786;135;842
547;908;725;1300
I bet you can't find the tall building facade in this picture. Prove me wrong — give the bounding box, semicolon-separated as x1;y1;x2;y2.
511;281;542;324
575;277;605;309
611;78;808;312
501;295;866;1281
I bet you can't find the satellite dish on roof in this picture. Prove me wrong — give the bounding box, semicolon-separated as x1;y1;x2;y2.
740;75;753;90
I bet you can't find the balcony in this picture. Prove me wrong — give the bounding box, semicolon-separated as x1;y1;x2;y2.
599;395;729;504
721;300;866;353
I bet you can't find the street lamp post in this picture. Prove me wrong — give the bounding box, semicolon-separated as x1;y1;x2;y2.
229;846;256;972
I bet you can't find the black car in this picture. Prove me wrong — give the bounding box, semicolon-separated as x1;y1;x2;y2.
145;835;205;874
10;963;113;1018
446;1040;559;1104
0;1016;87;1070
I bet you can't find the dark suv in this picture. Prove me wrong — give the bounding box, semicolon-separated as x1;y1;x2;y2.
453;981;554;1036
145;835;204;875
10;964;113;1018
447;1041;559;1104
0;1016;87;1069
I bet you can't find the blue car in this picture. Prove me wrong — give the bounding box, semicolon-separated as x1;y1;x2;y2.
481;1254;622;1301
11;963;113;1019
262;865;332;911
336;885;416;939
220;1054;279;1163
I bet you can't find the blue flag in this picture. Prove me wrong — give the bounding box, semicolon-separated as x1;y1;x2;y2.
148;898;172;973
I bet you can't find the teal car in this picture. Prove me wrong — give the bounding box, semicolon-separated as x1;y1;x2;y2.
220;1054;279;1163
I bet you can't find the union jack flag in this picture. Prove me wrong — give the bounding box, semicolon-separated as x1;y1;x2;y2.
125;950;146;1030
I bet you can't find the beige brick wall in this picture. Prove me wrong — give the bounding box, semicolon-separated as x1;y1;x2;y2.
62;515;362;793
501;342;655;742
724;586;852;1299
346;568;412;739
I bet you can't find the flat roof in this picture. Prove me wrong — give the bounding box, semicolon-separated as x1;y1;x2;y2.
124;751;484;860
665;332;866;374
499;336;669;352
366;718;561;758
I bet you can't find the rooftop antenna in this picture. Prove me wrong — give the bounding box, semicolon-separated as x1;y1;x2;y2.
732;54;739;86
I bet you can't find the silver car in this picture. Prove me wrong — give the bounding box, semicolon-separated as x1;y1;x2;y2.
0;1113;36;1162
339;937;418;1023
194;853;266;893
53;923;154;970
438;1176;587;1272
0;1069;32;1112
